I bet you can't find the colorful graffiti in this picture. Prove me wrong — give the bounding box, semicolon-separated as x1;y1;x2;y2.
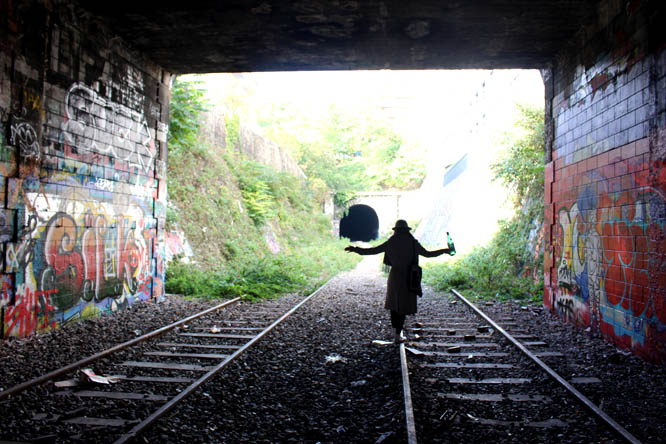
2;182;158;335
40;210;152;309
1;78;166;339
553;147;666;362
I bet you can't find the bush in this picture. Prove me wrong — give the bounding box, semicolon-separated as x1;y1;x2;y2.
166;238;359;300
423;249;542;303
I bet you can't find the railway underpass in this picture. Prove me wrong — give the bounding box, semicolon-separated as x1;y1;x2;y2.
5;0;662;362
0;2;665;441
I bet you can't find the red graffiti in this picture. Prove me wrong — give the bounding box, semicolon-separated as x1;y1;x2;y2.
548;141;666;363
117;218;143;287
590;72;610;96
1;275;14;306
41;211;148;308
81;213;105;291
599;187;666;323
44;213;84;291
4;288;58;336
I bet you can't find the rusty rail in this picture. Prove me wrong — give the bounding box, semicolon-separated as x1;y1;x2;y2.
450;289;641;444
399;342;418;444
0;298;241;401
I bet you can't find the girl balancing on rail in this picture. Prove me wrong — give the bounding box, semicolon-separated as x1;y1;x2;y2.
345;219;454;344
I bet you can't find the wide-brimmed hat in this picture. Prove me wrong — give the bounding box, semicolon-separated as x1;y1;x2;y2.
392;219;411;231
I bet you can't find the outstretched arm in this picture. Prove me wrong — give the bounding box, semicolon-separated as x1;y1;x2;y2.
416;241;452;258
345;242;387;256
421;248;451;257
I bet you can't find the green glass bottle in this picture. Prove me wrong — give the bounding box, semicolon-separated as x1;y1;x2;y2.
447;232;456;256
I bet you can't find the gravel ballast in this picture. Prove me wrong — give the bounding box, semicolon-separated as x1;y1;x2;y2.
1;256;665;443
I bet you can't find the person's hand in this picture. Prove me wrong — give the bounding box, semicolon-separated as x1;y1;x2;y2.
345;246;356;253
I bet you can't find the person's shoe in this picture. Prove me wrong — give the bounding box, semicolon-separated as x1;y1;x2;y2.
394;331;407;344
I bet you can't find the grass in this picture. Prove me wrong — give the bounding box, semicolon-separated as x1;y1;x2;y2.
422;252;542;304
166;142;360;300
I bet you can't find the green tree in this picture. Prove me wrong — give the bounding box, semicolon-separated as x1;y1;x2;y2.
491;103;545;279
492;104;545;212
262;105;425;206
168;77;209;153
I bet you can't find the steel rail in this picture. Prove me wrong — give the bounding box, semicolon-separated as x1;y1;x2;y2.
450;289;641;444
399;343;418;444
0;298;241;401
114;280;331;444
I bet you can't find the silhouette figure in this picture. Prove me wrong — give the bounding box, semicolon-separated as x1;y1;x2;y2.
345;219;452;343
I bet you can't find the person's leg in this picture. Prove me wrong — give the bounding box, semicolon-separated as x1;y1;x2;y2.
391;310;406;342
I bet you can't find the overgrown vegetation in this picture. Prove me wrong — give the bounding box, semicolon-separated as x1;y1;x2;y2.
262;106;426;206
210;73;427;208
423;104;545;303
165;78;359;300
167;78;209;154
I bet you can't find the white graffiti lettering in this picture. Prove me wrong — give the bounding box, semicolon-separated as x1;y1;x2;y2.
10;122;40;159
61;83;155;174
94;178;114;192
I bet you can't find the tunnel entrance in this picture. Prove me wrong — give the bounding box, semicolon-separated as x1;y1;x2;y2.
339;205;380;242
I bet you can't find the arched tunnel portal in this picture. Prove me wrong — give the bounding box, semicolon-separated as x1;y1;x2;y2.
339;205;379;242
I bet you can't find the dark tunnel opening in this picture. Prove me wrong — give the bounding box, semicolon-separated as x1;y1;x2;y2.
339;204;379;242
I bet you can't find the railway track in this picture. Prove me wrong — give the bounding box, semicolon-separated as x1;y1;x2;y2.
399;289;642;444
0;282;329;444
1;273;650;443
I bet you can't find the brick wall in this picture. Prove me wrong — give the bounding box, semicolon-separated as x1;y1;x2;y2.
0;1;171;338
544;0;666;363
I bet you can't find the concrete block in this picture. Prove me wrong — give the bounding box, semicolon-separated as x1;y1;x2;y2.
635;70;649;91
599;95;608;114
596;150;610;168
614;98;628;119
635;104;649;125
628;58;644;80
627;91;642;112
620;110;636;132
621;174;633;191
628;123;646;143
619;80;635;102
585;105;593;122
601;106;614;125
636;137;650;155
599;122;610;140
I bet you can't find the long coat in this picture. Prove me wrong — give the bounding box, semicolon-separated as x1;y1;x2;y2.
354;231;443;315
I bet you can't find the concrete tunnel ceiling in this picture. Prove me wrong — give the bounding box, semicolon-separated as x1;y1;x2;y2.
78;0;600;73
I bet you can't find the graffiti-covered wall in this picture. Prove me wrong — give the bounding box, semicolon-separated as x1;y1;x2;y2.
0;1;170;338
544;1;666;363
